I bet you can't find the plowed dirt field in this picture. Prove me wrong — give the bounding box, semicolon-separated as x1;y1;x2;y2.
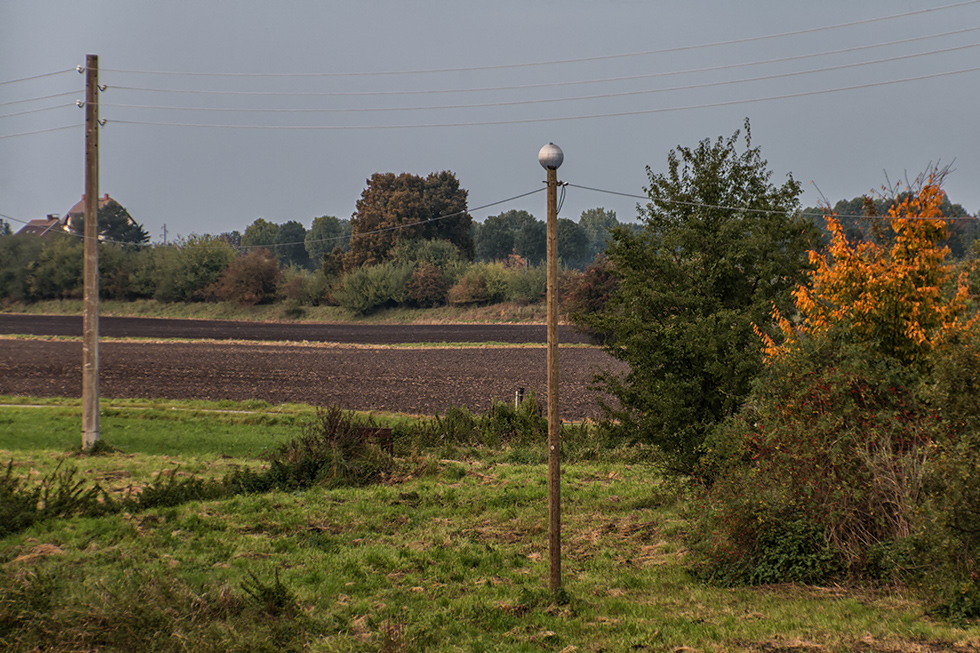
0;315;626;420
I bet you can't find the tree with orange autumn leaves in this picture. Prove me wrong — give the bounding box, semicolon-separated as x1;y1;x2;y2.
693;170;980;597
762;171;975;366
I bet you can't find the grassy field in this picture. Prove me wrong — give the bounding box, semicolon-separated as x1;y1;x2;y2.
2;398;979;652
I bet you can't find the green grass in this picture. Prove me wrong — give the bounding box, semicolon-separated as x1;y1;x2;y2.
1;399;979;652
0;396;311;457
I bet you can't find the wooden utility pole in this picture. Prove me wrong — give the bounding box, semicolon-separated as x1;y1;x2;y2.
82;54;100;449
538;142;563;593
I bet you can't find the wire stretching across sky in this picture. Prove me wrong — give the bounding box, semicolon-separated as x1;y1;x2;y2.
103;64;980;131
95;0;980;78
99;41;980;116
102;26;980;101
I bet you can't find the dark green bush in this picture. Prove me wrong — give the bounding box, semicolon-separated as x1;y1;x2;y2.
213;248;281;306
694;331;936;583
264;406;392;489
406;263;450;308
335;261;413;314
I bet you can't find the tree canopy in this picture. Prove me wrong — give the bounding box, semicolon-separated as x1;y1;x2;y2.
587;120;818;474
347;171;473;268
305;216;351;267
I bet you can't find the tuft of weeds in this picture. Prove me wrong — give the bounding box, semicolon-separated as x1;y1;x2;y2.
265;406;392;489
0;460;116;538
124;467;230;510
240;569;298;618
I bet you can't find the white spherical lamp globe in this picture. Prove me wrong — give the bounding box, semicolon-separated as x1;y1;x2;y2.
538;143;563;170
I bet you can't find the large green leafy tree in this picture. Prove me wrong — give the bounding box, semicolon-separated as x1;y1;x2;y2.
71;199;149;247
241;218;279;251
474;213;517;262
305;215;351;266
347;171;473;268
274;220;310;269
578;207;619;262
588;121;818;474
513;215;546;265
557;217;589;269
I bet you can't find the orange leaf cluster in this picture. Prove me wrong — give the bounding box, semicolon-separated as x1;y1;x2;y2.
763;180;973;365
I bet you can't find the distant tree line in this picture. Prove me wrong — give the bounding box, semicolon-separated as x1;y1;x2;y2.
0;170;632;312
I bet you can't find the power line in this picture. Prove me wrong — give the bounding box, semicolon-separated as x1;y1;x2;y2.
101;27;980;100
0;124;80;140
103;65;980;131
0;90;84;109
0;69;75;86
99;42;980;116
565;183;979;221
0;103;79;121
95;1;980;78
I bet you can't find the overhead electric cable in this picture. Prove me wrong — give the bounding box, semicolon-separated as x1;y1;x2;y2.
0;104;78;120
101;27;980;99
97;0;980;77
0;124;80;139
100;42;980;115
0;69;75;86
564;183;978;221
0;90;84;109
104;65;980;130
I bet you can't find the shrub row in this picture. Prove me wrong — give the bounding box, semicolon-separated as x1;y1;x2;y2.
0;234;612;317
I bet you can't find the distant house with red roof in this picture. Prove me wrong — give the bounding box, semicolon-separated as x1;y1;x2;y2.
15;214;68;238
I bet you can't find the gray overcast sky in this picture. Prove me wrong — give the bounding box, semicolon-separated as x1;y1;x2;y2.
2;1;979;243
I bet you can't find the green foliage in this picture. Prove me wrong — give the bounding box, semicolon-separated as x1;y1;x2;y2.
916;328;980;619
0;235;45;302
407;393;547;451
514;215;546;265
126;467;229;510
694;331;933;584
0;461;114;538
587;120;817;474
335;261;414;315
406;263;450;308
263;406;392;490
564;254;619;343
347;171;474;268
273;220;310;269
241;218;279;250
240;569;300;618
391;237;462;270
213;249;281;306
503;262;546;304
578;207;619;262
25;237;83;300
151;235;238;302
557;217;590;269
305;215;351;266
446;263;507;306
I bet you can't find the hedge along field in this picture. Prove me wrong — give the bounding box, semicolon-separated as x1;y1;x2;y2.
2;399;980;652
